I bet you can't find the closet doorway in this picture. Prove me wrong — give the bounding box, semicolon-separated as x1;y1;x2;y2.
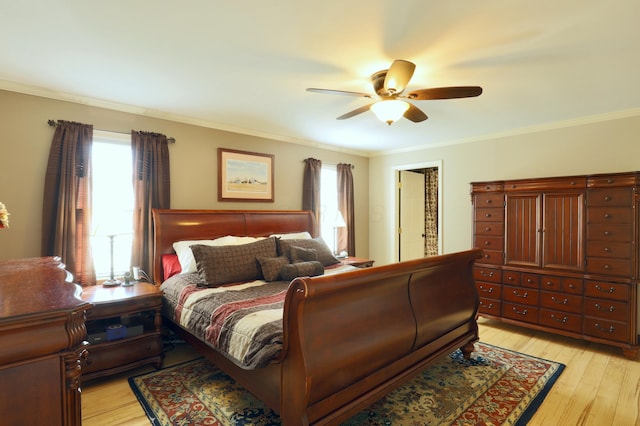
396;161;442;262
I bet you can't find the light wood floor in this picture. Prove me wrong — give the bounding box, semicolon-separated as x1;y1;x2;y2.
81;319;640;425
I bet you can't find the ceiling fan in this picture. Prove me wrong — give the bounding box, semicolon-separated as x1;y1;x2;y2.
307;59;482;125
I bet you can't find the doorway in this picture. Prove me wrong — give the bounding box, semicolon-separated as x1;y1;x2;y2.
395;161;442;262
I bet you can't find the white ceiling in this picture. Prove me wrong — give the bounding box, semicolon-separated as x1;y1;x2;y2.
1;0;639;156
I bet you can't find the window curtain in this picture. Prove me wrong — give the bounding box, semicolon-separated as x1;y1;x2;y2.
302;158;322;235
131;131;170;280
337;163;355;256
424;167;439;256
42;120;95;286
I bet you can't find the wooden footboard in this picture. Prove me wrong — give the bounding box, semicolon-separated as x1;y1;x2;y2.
280;249;482;425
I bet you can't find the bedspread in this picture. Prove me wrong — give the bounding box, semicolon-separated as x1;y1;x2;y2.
161;264;356;369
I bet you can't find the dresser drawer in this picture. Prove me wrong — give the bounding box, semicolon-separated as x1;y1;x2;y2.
588;207;633;224
583;317;630;343
503;286;539;306
476;282;502;298
539;309;582;333
540;275;561;291
474;235;504;251
521;273;540;289
475;208;504;222
479;249;503;265
540;291;582;314
503;302;539;323
479;298;501;316
584;280;630;301
587;223;633;242
475;193;504;207
586;241;633;259
585;257;632;277
584;298;629;323
562;278;583;294
474;266;502;283
475;222;504;236
82;333;162;374
587;188;633;206
503;271;521;286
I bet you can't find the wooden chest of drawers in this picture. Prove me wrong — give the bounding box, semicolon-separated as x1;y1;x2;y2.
472;172;640;359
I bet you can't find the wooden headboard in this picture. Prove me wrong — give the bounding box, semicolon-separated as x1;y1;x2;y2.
151;209;317;284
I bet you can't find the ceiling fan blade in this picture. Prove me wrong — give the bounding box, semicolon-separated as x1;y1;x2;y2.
406;86;483;100
384;60;416;94
336;104;373;120
306;88;372;98
404;104;428;123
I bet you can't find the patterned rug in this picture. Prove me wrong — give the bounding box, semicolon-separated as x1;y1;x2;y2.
129;342;563;426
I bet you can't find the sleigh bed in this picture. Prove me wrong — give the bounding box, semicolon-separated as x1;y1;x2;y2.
152;208;481;425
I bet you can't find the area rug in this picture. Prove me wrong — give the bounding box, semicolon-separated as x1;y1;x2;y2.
129;342;564;426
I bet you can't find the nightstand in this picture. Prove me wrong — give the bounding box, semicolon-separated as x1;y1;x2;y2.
341;256;375;268
80;282;163;381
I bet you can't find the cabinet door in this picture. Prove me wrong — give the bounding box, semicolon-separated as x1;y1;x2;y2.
543;192;584;271
505;194;541;267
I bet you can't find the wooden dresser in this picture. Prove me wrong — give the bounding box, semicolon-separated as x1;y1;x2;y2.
0;257;91;425
472;171;639;359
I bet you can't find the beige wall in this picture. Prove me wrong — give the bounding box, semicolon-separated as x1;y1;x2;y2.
369;114;640;265
0;90;369;262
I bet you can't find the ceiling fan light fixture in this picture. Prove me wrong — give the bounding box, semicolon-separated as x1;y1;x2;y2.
371;100;410;125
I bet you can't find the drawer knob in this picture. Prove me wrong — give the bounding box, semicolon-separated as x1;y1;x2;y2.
513;290;528;298
604;247;610;252
485;199;492;204
550;314;568;324
604;231;611;236
604;213;611;219
480;271;494;277
481;302;494;309
485;213;491;218
551;296;568;305
484;227;491;232
544;281;553;286
568;283;576;289
527;278;533;283
604;264;610;269
507;276;514;281
479;286;493;293
484;241;490;245
604;196;611;201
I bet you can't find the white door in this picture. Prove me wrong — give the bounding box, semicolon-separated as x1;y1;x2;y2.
399;170;426;261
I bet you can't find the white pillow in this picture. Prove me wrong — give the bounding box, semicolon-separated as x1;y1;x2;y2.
269;231;312;240
173;235;263;274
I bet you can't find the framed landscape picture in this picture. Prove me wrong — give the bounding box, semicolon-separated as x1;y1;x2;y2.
218;148;274;202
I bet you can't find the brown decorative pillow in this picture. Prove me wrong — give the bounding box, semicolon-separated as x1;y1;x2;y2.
277;238;339;266
191;237;278;287
280;261;324;281
290;245;317;263
256;256;290;281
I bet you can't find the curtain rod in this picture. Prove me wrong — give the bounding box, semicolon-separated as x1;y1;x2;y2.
302;159;354;169
47;120;176;144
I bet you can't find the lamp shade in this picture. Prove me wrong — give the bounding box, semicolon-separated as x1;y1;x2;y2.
370;100;410;125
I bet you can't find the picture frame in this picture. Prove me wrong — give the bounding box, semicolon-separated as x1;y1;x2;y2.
218;148;274;202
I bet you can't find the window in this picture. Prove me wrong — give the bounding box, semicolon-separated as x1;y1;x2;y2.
91;131;134;279
319;164;341;255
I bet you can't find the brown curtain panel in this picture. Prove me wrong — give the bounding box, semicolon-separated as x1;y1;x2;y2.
424;167;439;256
302;158;322;234
131;131;170;280
42;120;95;286
337;163;355;256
